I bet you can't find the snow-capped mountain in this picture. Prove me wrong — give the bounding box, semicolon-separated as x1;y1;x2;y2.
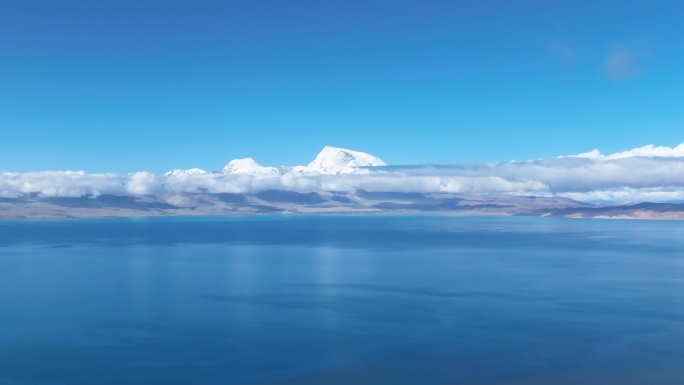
168;147;385;177
304;146;386;174
165;168;207;176
221;158;279;175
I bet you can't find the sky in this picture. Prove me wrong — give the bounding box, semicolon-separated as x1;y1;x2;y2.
1;0;683;173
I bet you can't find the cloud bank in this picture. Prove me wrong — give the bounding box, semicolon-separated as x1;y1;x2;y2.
3;142;684;203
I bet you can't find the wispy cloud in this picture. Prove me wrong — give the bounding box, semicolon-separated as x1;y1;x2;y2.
550;40;574;66
605;45;641;80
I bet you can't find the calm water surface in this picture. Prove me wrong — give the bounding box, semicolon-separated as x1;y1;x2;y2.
1;216;684;384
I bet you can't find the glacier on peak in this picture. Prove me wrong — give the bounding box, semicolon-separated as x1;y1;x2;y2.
218;147;385;176
165;168;207;176
303;146;386;174
221;158;279;175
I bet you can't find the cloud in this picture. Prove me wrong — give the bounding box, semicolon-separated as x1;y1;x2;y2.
569;143;684;160
558;187;684;204
3;142;684;204
550;40;574;65
605;45;641;80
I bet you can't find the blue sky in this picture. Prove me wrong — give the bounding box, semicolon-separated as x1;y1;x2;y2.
1;0;683;173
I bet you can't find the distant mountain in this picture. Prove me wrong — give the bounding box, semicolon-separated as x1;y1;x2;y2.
10;143;684;220
303;146;386;174
4;189;684;220
165;168;207;176
221;158;279;175
214;146;386;175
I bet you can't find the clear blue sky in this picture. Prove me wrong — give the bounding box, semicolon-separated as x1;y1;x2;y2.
1;0;683;173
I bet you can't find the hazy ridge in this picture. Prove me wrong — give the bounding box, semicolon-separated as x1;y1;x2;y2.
2;190;683;220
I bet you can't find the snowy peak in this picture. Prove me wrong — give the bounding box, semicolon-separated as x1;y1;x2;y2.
305;146;386;174
168;147;385;176
165;168;207;176
222;158;279;175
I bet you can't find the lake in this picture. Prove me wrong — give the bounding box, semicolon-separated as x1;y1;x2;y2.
1;216;684;384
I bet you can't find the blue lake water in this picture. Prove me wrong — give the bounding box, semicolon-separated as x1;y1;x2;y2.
1;215;684;384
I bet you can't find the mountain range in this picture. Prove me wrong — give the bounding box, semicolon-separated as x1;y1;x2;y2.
2;188;683;220
3;145;684;220
166;146;387;176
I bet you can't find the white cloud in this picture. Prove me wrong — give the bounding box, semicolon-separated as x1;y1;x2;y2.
558;188;684;203
3;142;684;203
569;142;684;160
